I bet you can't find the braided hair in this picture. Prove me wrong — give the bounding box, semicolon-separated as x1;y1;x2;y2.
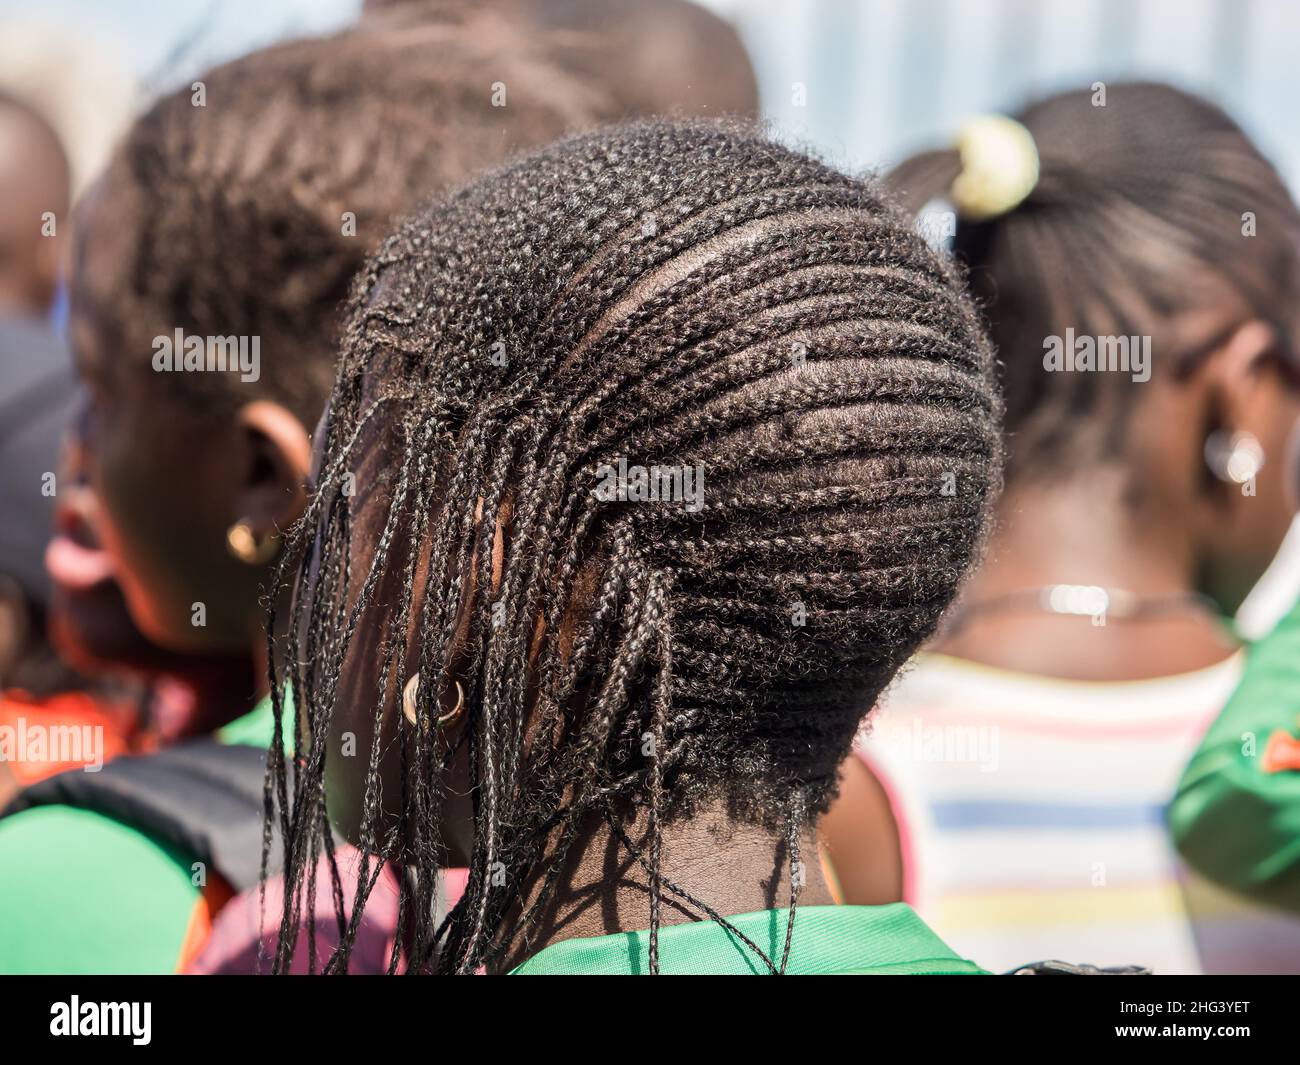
267;120;1003;974
91;6;613;424
888;81;1300;484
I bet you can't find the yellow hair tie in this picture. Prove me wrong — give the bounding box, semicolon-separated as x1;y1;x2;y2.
950;115;1039;222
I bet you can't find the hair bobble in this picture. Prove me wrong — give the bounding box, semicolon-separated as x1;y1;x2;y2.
950;114;1040;222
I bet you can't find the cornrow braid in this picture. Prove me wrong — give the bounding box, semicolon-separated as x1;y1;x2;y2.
268;119;1002;973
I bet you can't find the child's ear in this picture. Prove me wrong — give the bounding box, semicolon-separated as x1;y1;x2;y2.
1200;319;1280;417
230;399;313;548
1193;319;1287;501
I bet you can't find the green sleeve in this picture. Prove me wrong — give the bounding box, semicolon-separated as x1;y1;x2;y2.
1169;602;1300;912
0;805;200;973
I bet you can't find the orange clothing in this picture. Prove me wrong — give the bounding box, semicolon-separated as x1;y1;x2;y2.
0;689;138;786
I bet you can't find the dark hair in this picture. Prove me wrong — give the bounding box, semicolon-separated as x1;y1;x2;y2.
888;81;1300;482
268;120;1002;973
363;0;760;119
94;8;612;424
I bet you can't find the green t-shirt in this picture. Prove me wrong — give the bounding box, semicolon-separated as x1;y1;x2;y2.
1169;598;1300;913
510;903;988;975
0;693;278;974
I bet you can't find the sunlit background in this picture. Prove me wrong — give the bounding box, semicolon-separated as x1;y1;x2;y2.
4;0;1298;179
4;0;1299;629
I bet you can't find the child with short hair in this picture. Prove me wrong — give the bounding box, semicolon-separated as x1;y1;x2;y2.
0;9;613;973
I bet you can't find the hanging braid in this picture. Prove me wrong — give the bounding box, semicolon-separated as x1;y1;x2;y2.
267;119;1003;974
888;81;1300;484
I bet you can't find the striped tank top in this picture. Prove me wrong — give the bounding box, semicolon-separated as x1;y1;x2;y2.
856;652;1300;974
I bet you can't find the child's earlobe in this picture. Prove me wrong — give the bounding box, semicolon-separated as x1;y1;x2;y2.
225;520;281;566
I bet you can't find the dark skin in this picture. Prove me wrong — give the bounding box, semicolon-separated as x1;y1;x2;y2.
47;465;260;738
498;800;825;973
66;174;313;704
822;309;1300;905
0;99;68;317
316;394;834;972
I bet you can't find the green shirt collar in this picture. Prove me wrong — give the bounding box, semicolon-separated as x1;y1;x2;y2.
215;690;284;749
510;903;987;975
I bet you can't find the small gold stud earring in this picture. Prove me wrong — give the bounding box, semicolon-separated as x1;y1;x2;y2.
402;673;466;729
225;521;280;565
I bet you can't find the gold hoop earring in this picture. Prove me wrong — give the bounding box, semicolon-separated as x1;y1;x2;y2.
402;674;466;729
225;521;281;565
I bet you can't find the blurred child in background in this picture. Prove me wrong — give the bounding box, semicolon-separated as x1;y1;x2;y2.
0;89;68;325
822;82;1300;973
362;0;761;121
0;8;615;973
0;90;142;803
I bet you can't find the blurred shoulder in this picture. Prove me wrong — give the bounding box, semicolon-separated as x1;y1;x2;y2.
0;804;199;973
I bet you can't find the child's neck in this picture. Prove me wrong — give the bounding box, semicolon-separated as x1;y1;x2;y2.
492;799;835;973
938;475;1237;681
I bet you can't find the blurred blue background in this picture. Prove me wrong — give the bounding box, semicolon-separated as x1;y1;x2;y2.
720;0;1299;184
3;0;1296;182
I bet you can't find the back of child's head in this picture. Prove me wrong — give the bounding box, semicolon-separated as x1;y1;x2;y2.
86;7;613;424
66;9;618;661
275;119;1002;972
889;82;1300;484
363;0;760;120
